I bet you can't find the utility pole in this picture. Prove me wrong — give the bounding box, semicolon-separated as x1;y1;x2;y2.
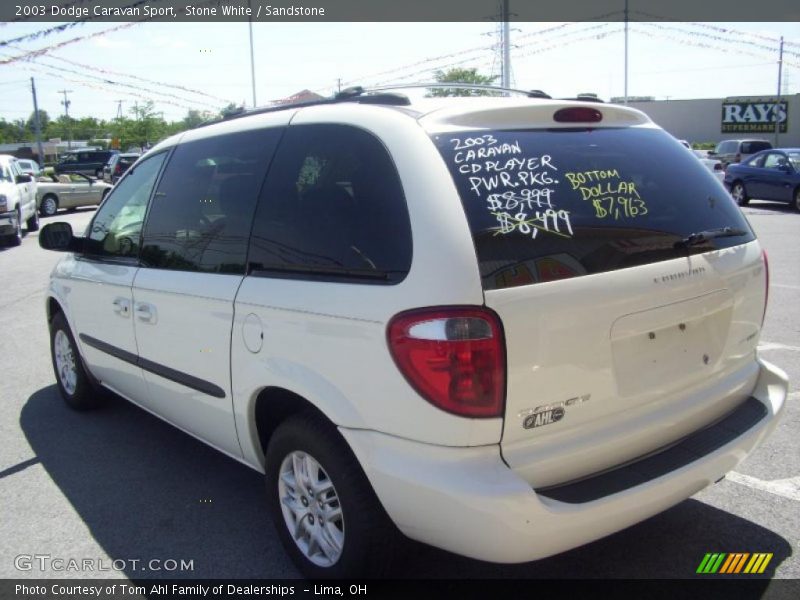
30;78;45;167
775;36;784;147
623;0;629;104
115;99;125;119
59;89;72;149
337;78;342;93
501;0;511;88
248;0;257;107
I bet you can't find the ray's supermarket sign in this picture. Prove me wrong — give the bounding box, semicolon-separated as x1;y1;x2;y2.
721;97;788;134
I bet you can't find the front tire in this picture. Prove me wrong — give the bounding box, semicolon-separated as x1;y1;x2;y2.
5;207;22;246
265;412;398;578
793;187;800;212
50;311;104;410
731;182;749;207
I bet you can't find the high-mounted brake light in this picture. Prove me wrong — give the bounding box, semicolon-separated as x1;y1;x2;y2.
553;107;603;123
387;307;506;418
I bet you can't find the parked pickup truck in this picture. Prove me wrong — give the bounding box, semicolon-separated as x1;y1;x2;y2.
0;154;39;246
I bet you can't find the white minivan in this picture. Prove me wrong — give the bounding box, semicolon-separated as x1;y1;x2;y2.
40;89;788;578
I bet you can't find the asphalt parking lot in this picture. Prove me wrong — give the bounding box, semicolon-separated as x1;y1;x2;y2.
0;202;797;584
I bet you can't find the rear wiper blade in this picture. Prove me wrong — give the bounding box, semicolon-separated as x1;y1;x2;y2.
675;227;748;248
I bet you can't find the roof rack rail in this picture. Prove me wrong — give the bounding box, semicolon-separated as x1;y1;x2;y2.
196;82;553;129
369;82;551;98
560;93;605;103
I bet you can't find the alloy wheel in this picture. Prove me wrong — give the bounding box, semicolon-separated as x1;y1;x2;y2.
54;329;78;395
277;450;345;567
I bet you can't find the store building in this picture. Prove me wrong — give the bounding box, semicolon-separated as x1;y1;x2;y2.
617;95;799;147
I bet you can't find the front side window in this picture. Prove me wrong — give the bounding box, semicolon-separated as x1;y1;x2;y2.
433;127;755;290
248;124;412;284
763;153;784;169
139;128;281;274
85;152;167;259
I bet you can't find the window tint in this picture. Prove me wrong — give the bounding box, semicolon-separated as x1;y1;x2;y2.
140;129;281;274
716;141;732;154
741;141;771;154
248;124;412;284
433;127;755;291
85;152;167;259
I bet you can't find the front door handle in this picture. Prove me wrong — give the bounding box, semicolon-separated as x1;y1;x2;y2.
134;302;157;324
112;297;130;317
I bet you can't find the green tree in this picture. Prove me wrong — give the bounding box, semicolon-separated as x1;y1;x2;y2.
182;109;210;129
0;118;28;143
26;109;50;135
220;102;244;118
428;68;498;97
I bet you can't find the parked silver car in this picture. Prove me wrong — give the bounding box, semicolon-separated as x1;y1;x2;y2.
36;172;112;217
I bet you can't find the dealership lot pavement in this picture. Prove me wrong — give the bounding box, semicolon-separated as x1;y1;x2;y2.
0;203;797;581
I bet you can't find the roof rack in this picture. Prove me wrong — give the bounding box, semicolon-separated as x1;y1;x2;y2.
369;82;551;98
198;82;556;128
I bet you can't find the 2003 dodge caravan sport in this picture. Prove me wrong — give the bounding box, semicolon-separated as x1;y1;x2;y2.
40;87;788;578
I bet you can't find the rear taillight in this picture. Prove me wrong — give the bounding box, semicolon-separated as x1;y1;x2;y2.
553;107;602;123
387;307;505;418
114;164;122;175
761;249;769;327
734;152;741;163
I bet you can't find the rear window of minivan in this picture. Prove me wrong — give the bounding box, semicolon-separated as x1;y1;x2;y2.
433;127;755;290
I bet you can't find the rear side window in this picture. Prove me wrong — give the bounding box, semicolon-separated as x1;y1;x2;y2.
140;128;281;274
745;154;765;168
248;124;412;284
741;141;771;154
433;127;755;290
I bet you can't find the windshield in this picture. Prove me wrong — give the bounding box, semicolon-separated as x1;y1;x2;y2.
432;127;755;290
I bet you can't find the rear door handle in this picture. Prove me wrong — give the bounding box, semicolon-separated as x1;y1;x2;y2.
112;297;130;317
134;302;157;324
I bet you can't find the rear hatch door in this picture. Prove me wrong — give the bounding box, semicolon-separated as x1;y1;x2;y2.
428;106;766;487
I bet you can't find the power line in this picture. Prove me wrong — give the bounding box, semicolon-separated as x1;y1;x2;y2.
0;22;139;65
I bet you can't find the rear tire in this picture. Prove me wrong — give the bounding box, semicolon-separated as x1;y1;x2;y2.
26;208;39;232
40;195;58;217
793;187;800;212
265;412;399;578
50;311;104;411
731;182;749;207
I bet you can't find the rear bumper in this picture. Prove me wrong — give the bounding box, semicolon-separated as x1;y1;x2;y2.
340;358;788;564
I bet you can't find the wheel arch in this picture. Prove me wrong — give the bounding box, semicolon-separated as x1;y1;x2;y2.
46;295;64;323
249;386;338;471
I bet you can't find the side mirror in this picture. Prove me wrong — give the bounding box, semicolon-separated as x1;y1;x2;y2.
778;163;792;172
15;174;32;184
707;150;717;157
39;222;82;252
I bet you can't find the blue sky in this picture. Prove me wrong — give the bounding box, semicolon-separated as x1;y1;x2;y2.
0;21;798;123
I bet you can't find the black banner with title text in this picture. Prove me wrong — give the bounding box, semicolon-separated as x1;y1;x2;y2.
2;0;800;23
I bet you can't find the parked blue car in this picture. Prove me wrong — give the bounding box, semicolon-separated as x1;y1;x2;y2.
724;148;800;211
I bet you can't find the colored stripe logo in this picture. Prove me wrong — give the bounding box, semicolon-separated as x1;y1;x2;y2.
696;553;773;574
